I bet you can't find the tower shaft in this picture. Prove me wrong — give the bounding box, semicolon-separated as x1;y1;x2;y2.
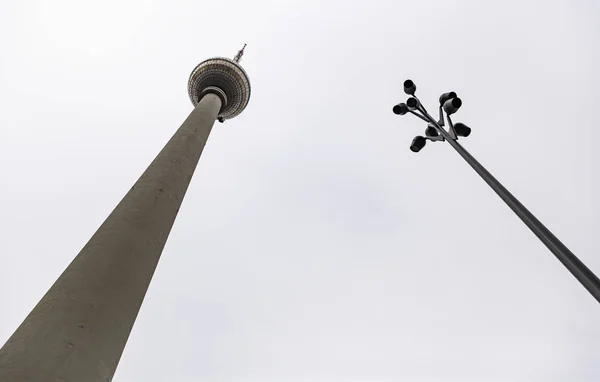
0;93;222;382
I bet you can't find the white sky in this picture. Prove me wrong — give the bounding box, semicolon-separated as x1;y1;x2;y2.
1;0;599;381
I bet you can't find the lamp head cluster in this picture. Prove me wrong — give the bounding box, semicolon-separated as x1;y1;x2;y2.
392;79;471;152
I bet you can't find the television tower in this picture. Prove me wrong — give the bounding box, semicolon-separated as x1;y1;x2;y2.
0;46;251;381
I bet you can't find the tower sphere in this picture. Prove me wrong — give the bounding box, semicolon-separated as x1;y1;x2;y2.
187;57;251;121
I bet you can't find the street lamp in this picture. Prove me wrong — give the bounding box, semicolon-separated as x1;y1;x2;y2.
392;79;600;304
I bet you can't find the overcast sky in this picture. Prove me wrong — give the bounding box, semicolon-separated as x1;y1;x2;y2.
1;0;599;381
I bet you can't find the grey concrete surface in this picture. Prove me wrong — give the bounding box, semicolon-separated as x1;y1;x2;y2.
0;93;222;382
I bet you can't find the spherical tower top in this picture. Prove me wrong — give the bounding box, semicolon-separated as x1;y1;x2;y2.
187;45;251;121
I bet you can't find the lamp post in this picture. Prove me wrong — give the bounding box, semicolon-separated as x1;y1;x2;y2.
393;79;600;304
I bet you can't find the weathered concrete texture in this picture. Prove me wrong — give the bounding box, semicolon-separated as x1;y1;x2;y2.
0;94;222;382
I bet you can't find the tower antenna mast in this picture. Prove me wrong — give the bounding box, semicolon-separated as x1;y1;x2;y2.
234;43;247;63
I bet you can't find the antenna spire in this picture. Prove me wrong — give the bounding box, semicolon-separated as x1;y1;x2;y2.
233;43;247;63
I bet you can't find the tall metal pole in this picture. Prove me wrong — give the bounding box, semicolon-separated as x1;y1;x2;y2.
393;79;600;304
446;138;600;303
0;48;251;381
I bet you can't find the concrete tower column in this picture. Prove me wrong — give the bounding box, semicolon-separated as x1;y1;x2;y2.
0;46;251;382
0;93;221;381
